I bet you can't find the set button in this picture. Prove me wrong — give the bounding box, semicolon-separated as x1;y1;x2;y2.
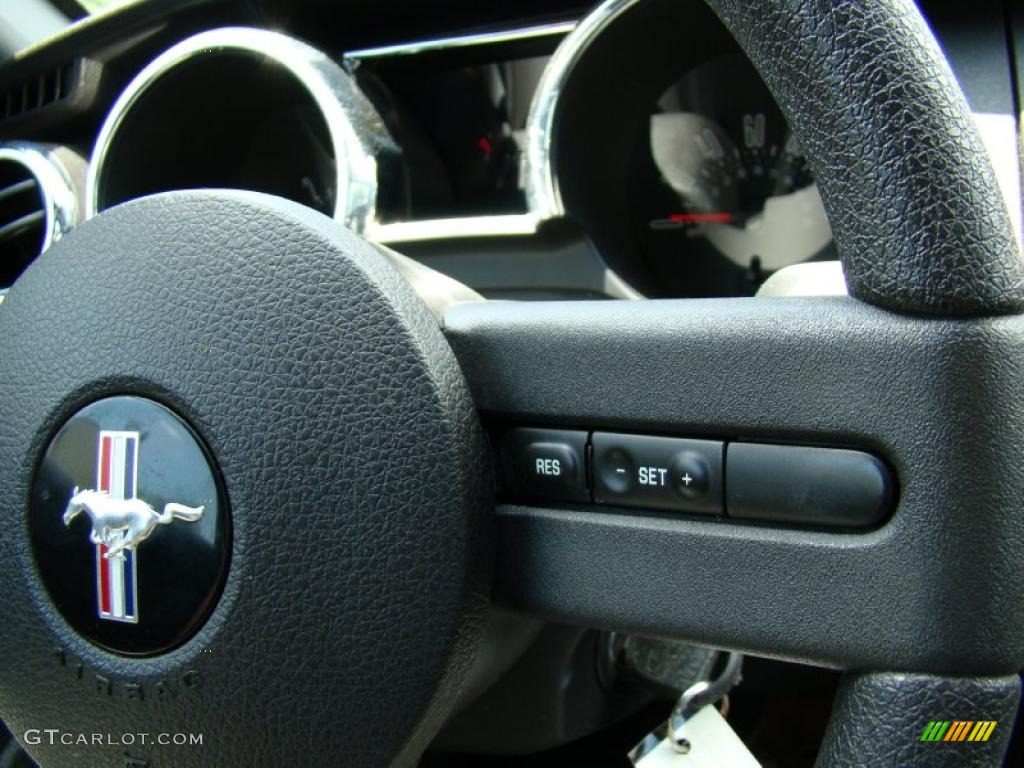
592;433;723;515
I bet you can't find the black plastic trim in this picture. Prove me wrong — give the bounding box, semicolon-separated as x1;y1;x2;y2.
445;296;1024;674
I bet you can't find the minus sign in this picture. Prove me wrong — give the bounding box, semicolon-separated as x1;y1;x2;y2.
615;468;626;474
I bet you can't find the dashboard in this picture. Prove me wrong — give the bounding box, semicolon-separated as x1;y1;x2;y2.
0;0;1019;302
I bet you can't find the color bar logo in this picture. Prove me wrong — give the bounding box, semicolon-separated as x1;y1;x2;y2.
920;721;997;743
96;431;139;623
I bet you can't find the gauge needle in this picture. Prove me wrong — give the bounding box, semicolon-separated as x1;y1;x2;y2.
668;212;734;224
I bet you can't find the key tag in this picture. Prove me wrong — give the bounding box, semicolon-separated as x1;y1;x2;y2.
633;703;761;767
630;653;761;768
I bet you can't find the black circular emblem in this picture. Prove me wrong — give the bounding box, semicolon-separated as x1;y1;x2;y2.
30;396;229;655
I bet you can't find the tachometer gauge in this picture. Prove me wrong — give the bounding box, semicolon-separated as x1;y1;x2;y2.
630;55;835;296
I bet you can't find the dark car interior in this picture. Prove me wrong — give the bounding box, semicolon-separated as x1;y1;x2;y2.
0;0;1022;766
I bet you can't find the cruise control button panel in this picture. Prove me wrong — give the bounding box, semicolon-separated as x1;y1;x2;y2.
500;428;589;503
592;433;723;515
497;426;895;530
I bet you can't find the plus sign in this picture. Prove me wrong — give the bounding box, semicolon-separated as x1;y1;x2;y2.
681;473;693;486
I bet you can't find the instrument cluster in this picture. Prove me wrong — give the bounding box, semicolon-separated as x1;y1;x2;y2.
48;0;836;298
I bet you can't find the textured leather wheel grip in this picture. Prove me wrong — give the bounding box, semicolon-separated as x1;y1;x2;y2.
817;672;1020;767
706;0;1024;317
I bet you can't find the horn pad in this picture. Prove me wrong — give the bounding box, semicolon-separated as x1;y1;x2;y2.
0;191;490;767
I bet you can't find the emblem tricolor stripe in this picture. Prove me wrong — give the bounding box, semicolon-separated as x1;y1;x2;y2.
96;431;139;623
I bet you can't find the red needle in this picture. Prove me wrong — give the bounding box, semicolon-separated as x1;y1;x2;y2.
667;212;734;224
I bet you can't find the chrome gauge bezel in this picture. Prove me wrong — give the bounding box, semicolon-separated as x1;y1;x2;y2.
82;7;641;244
85;27;388;233
523;0;643;220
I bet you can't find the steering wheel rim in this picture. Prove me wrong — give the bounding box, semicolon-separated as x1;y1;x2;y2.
709;0;1023;316
1;0;1022;766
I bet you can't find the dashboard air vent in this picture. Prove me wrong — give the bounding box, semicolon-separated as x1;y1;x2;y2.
0;144;77;288
2;64;75;121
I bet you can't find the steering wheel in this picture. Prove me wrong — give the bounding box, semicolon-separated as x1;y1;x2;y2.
1;1;1021;766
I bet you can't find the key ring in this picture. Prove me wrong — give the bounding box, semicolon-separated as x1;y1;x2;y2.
668;652;743;754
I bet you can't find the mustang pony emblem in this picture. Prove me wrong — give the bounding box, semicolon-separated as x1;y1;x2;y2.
63;488;204;559
62;430;205;623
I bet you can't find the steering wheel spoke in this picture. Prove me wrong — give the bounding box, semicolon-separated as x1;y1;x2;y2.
444;296;1024;675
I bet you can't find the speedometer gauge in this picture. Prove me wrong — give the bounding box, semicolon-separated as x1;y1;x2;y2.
631;55;834;295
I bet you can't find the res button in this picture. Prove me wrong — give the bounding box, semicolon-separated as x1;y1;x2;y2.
501;428;589;503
